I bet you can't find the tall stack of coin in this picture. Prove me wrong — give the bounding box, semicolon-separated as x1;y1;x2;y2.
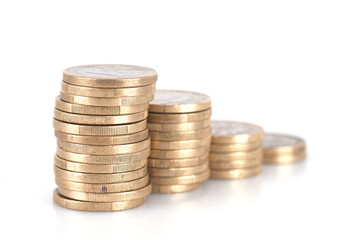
147;90;212;193
263;133;306;164
210;121;264;179
53;64;157;211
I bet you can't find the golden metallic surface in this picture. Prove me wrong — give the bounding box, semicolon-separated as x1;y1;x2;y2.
54;165;148;183
54;129;149;145
150;169;210;185
63;64;157;88
148;119;211;132
210;165;262;179
150;136;211;150
148;161;208;177
53;119;147;136
53;189;146;211
210;157;262;169
150;146;210;159
211;120;264;144
55;96;148;115
54;109;148;125
61;82;156;97
148;155;208;168
149;127;211;141
60;91;154;106
149;90;211;113
152;183;202;194
263;133;306;155
56;147;150;164
55;175;150;193
148;109;212;123
57;138;150;155
54;155;147;173
209;148;262;161
210;141;261;153
263;150;306;164
58;184;151;202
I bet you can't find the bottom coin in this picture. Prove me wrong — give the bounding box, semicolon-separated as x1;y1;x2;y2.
53;189;146;211
263;151;306;164
152;183;203;194
210;165;262;179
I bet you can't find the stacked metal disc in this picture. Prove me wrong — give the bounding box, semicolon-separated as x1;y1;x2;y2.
147;90;212;193
52;64;157;211
209;121;265;179
263;133;306;164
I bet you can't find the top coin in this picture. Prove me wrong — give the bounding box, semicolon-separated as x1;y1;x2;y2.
149;90;211;113
211;120;264;144
63;64;158;88
262;133;306;154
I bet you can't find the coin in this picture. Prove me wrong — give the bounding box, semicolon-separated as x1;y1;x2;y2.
148;119;211;132
149;127;211;141
209;148;262;161
56;147;150;164
150;146;210;159
148;161;208;177
149;90;211;113
150;136;211;150
263;150;306;164
55;175;150;193
61;82;156;97
263;133;306;154
209;157;262;169
63;64;157;88
54;109;148;125
53;119;147;135
54;129;149;145
210;165;262;179
150;169;210;185
54;165;148;183
58;184;151;202
152;183;202;194
57;138;150;155
148;109;211;123
54;155;147;173
148;155;208;168
210;141;261;152
53;189;146;211
211;121;264;144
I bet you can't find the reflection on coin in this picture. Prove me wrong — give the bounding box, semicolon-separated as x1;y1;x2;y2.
152;183;202;193
210;165;262;179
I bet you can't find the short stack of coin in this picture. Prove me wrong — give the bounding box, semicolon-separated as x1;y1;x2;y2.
53;64;157;211
210;121;264;179
147;90;212;193
263;133;306;164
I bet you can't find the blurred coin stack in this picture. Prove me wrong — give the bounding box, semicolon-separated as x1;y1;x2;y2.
263;133;306;164
210;121;264;179
147;90;212;193
53;64;157;211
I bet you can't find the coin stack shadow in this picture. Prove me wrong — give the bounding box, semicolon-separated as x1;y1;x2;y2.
210;121;265;179
52;64;157;211
147;90;212;193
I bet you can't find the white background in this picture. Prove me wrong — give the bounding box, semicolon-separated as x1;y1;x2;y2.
0;0;342;239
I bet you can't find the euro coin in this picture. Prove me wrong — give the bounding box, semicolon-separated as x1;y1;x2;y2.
149;127;211;141
209;157;262;169
150;169;210;185
148;119;211;132
210;165;262;179
210;141;261;152
263;133;306;155
150;136;211;150
263;150;306;164
209;148;262;161
150;146;210;159
152;183;202;193
148;108;211;123
148;155;208;168
148;161;208;177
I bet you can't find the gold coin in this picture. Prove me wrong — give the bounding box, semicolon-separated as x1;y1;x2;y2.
54;165;148;183
263;133;306;155
150;169;210;185
210;165;262;179
149;127;211;141
211;121;264;144
56;147;150;164
57;138;150;155
209;148;262;161
210;157;262;169
58;184;151;202
54;129;149;145
152;183;202;194
54;155;147;173
61;82;156;97
150;146;210;159
148;109;211;123
263;150;306;164
55;96;148;115
149;161;208;177
53;119;147;135
150;136;211;150
60;91;155;106
148;155;208;168
53;189;146;211
54;108;148;125
149;90;211;113
63;64;157;88
148;119;211;132
210;141;261;152
55;175;149;193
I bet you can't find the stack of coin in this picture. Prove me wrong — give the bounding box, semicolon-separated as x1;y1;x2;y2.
210;121;264;179
147;90;212;193
53;64;157;211
263;133;306;164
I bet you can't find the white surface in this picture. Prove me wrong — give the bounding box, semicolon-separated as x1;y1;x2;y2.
0;0;342;239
